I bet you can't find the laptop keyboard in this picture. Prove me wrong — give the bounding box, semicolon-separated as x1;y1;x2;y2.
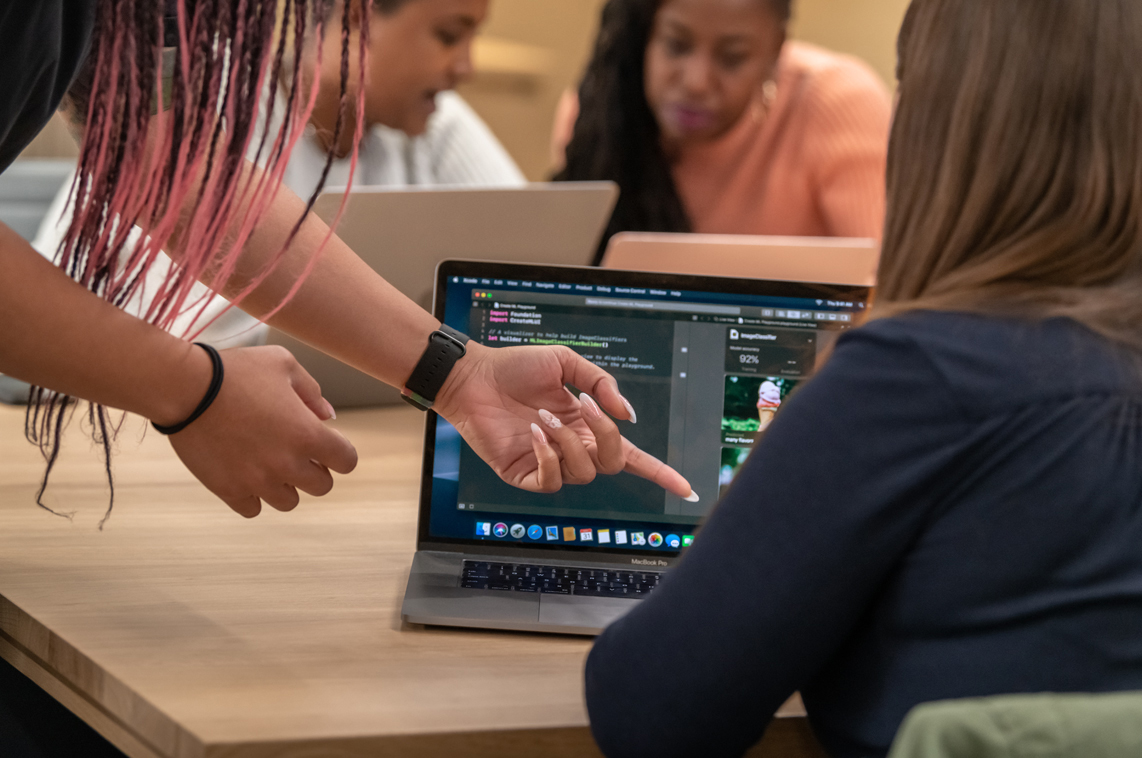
460;561;662;599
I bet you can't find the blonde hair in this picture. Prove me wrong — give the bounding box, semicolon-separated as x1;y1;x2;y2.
876;0;1142;351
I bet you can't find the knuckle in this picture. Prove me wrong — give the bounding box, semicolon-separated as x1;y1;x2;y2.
263;344;294;364
575;467;597;485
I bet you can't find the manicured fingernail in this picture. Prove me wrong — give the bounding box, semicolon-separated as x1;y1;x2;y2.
579;393;602;418
621;396;637;424
538;409;563;430
530;422;548;445
684;491;700;503
323;398;337;420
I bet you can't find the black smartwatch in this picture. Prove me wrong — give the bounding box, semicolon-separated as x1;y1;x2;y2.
401;325;470;411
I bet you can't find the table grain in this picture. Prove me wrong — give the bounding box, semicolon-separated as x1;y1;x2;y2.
0;404;823;758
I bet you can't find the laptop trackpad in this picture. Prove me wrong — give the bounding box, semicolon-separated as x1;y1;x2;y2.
539;594;639;633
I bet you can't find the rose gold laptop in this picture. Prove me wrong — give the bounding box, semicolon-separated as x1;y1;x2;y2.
600;232;879;287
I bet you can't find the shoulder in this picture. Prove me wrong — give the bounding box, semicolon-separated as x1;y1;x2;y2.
795;313;965;425
419;92;500;155
835;311;1142;418
777;41;891;142
424;91;494;139
781;41;891;107
416;92;525;186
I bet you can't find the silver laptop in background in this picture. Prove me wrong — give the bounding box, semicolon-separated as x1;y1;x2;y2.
266;182;618;408
401;260;872;635
601;232;880;286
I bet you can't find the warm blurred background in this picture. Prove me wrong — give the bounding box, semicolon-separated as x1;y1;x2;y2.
17;0;909;180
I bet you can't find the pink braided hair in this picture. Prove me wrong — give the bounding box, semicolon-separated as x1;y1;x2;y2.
27;0;371;526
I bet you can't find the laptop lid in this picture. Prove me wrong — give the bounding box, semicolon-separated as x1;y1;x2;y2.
602;232;880;287
265;182;619;409
312;182;618;311
416;261;871;566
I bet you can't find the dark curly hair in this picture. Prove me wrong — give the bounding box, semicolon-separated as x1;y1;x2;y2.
555;0;792;264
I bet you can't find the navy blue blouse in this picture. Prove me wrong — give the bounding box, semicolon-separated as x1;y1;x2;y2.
586;311;1142;758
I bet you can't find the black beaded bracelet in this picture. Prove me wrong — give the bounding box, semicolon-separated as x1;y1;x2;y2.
151;343;225;436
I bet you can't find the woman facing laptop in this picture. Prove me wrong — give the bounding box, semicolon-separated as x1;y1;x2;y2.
583;0;1142;756
552;0;892;262
279;0;526;197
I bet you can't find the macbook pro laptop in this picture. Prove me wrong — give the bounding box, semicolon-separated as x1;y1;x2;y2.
265;182;618;408
601;232;880;286
400;260;871;635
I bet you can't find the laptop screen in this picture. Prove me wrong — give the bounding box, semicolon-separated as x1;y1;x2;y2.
420;261;871;558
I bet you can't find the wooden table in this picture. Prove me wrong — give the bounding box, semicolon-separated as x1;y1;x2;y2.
0;404;825;758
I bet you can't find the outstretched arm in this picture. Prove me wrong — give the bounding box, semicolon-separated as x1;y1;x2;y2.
193;175;693;499
0;221;358;518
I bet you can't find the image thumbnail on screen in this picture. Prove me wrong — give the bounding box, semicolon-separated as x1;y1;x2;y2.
721;374;799;447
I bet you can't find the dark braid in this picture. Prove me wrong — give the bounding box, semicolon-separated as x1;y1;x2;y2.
555;0;687;265
555;0;793;264
32;0;370;528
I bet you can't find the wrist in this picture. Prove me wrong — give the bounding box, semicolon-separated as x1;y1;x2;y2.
432;340;485;421
146;341;215;427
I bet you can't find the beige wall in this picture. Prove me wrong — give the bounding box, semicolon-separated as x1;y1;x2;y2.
18;0;911;179
457;0;608;181
791;0;910;87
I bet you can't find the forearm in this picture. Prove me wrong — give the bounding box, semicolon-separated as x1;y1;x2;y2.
0;222;209;426
174;168;439;390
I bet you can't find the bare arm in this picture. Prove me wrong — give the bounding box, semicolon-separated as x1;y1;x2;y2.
0;222;209;427
0;219;357;519
3;161;690;519
207;179;439;389
185;170;693;500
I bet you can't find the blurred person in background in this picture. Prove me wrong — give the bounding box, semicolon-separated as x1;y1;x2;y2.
553;0;891;263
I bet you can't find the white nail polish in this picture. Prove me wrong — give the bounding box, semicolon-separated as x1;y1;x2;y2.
530;422;547;445
621;397;637;424
579;392;602;418
323;399;337;420
538;409;563;429
683;491;700;503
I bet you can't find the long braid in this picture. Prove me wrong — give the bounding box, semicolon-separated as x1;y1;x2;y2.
555;0;691;264
26;0;372;526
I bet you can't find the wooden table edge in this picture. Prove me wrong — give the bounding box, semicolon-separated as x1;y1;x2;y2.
0;630;169;758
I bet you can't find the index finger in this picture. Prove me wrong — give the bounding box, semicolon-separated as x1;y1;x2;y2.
621;440;698;501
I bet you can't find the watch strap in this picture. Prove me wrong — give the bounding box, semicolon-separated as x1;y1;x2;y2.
401;325;470;410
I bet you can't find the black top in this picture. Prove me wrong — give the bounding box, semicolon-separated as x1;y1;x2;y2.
585;311;1142;758
0;0;96;174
